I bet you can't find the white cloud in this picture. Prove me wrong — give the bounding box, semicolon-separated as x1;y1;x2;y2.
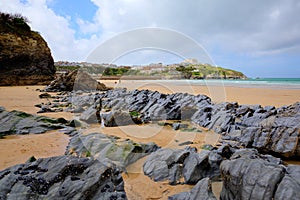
0;0;100;61
1;0;300;63
89;0;300;55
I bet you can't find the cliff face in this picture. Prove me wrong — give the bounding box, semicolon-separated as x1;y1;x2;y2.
0;13;55;86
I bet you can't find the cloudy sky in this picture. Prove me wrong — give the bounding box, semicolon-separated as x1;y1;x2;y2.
1;0;300;78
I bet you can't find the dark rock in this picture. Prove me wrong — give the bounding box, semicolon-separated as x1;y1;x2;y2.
50;88;300;158
0;13;55;86
0;156;127;199
172;123;189;130
101;110;141;127
179;141;193;146
37;105;55;113
66;132;159;168
39;93;52;99
0;108;68;136
144;148;191;183
168;178;217;200
144;148;223;185
183;150;222;183
220;149;285;200
274;165;300;200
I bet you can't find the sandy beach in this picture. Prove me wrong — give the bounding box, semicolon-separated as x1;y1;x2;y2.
0;83;299;199
101;80;300;107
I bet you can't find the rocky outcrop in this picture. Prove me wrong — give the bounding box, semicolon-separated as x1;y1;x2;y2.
0;13;55;85
220;149;300;200
143;146;230;185
168;178;217;200
66;132;159;168
0;155;127;199
45;70;108;92
0;106;70;136
38;88;300;158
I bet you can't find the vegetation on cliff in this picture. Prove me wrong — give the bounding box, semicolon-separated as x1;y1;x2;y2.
0;12;31;34
55;62;247;80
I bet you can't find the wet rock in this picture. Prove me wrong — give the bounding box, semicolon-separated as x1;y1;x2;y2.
168;178;217;200
66;132;159;168
144;147;223;185
0;156;127;199
0;108;69;136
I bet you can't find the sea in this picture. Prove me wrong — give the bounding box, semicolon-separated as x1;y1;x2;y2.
164;78;300;90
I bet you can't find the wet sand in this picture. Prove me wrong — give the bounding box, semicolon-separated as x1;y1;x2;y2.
0;131;69;170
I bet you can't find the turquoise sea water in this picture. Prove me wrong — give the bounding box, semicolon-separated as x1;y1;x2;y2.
138;78;300;89
186;78;300;89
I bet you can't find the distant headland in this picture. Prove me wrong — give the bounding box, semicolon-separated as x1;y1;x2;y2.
55;60;247;80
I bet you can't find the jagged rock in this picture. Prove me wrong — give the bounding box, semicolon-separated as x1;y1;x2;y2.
168;178;217;200
143;147;223;185
45;70;108;92
101;110;142;127
274;165;300;200
183;150;222;184
220;149;285;200
0;156;127;199
66;132;159;168
51;88;300;158
0;108;68;136
79;106;98;123
0;13;55;85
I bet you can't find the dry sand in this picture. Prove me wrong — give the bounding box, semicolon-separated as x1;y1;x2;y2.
0;83;299;199
102;80;300;107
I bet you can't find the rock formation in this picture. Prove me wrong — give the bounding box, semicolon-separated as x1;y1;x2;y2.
169;178;217;200
66;132;159;168
0;13;55;85
45;70;108;92
220;149;300;200
143;146;229;185
0;156;127;199
0;106;70;136
54;89;299;158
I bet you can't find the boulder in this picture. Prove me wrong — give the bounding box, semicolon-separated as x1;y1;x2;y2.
0;156;127;199
274;165;300;200
0;108;68;136
101;110;142;127
66;132;159;168
0;13;55;85
45;70;108;92
168;178;217;200
143;147;223;185
220;149;285;200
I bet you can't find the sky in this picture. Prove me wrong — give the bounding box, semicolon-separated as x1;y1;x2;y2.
1;0;300;78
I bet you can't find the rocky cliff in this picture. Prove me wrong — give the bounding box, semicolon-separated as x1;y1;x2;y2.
0;13;55;86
